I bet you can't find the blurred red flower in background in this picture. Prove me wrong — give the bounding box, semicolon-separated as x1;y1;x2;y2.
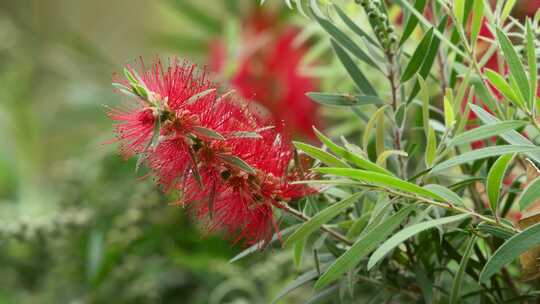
209;8;319;139
514;0;540;18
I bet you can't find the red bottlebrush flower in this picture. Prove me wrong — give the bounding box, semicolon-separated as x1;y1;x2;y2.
182;122;311;246
109;56;313;247
209;12;319;139
108;103;155;158
514;0;540;18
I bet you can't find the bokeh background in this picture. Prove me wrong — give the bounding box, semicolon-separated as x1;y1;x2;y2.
0;0;537;303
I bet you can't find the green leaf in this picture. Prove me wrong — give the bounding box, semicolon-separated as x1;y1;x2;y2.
470;0;484;47
518;176;540;211
449;235;477;304
407;16;448;102
477;222;515;240
294;142;349;168
331;40;377;96
284;192;363;247
444;90;455;128
334;5;378;47
423;184;464;206
313;11;378;69
192;126;225;140
496;28;531;105
419;75;430;136
376;150;408;167
228;131;263;139
470;75;498;112
363;106;387;151
186;88;216;105
271;266;329;304
315;168;444;201
484;69;522;107
315;205;416;288
307;92;382;107
401;28;434;83
453;0;465;25
229;224;299;263
293;238;306;270
447;120;527;148
526;19;537;109
399;0;428;45
396;0;465;57
432;145;540;174
486;154;516;214
375;109;385;157
501;0;517;22
367;214;470;269
112;83;138;98
219;154;256;175
471;105;540;163
313;128;392;175
425;126;437;167
480;221;540;283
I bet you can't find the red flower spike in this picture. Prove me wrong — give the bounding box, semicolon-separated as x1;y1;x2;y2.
109;56;314;247
107;103;155;158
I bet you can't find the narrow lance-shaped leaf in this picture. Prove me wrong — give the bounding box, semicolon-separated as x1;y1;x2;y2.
219;154;256;175
518;176;540;211
486;154;515;215
363;106;387;151
453;0;465;25
192;126;225;140
307;92;382;107
471;104;540;163
432;145;540;174
293;239;306;270
496;28;531;106
312;10;379;69
447;120;527;148
314;205;416;288
396;0;465;57
333;5;378;47
501;0;517;22
444;89;455;129
376;109;385;157
526;19;537;110
407;16;449;102
367;214;470;270
480;221;540;282
425;126;437;168
399;0;428;45
423;184;464;206
229;224;300;263
419;75;430;136
450;235;478;304
376;150;408;167
284;192;363;247
315;167;444;201
470;0;484;47
401;28;434;83
484;69;522;107
294;141;350;168
331;40;377;96
313;127;393;175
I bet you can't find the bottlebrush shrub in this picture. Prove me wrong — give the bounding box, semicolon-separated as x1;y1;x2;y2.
107;1;540;303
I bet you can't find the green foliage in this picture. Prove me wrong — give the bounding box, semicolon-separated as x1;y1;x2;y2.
263;0;540;302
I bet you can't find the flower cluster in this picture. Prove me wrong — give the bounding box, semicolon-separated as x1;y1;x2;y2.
209;8;319;139
108;57;310;246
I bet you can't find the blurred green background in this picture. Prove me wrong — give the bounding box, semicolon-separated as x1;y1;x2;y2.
0;1;313;303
